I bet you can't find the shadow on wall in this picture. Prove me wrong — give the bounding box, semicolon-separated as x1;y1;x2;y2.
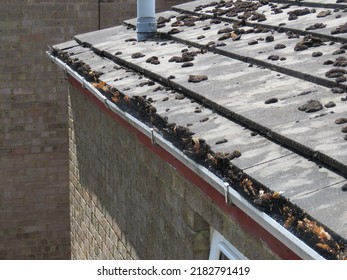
68;84;210;259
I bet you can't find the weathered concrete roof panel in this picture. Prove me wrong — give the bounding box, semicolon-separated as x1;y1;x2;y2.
291;181;347;238
51;0;347;259
245;153;345;198
88;26;347;174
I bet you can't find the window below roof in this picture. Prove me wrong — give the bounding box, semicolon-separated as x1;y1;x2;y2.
209;229;247;260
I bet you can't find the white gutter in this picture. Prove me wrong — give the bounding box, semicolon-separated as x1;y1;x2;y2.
47;52;325;260
137;0;157;41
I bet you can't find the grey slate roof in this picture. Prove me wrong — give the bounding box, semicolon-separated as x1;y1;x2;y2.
50;0;347;259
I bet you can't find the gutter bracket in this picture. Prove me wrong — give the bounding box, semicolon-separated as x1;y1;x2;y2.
82;78;87;89
150;128;158;146
64;64;68;76
224;182;233;206
104;98;110;110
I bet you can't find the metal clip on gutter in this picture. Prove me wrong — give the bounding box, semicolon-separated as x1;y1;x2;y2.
224;182;232;205
46;51;325;260
150;128;157;146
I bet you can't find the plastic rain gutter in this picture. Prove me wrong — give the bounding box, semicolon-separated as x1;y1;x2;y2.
47;52;325;260
136;0;157;41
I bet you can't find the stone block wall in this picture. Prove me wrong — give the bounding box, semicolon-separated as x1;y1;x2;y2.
0;0;100;260
0;0;192;260
68;82;280;260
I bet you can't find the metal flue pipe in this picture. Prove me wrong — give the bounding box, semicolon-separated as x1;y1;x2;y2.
137;0;157;41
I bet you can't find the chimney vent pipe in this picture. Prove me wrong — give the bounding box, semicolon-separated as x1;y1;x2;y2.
137;0;157;41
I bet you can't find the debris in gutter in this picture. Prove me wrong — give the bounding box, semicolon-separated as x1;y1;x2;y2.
233;150;242;158
341;126;347;133
298;218;331;241
298;100;323;113
231;32;242;41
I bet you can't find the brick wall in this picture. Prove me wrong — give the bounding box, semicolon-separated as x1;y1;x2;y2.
0;0;192;260
68;82;280;260
3;2;75;260
100;0;191;29
0;0;99;260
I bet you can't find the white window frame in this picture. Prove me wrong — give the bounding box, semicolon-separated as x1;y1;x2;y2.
209;229;247;260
